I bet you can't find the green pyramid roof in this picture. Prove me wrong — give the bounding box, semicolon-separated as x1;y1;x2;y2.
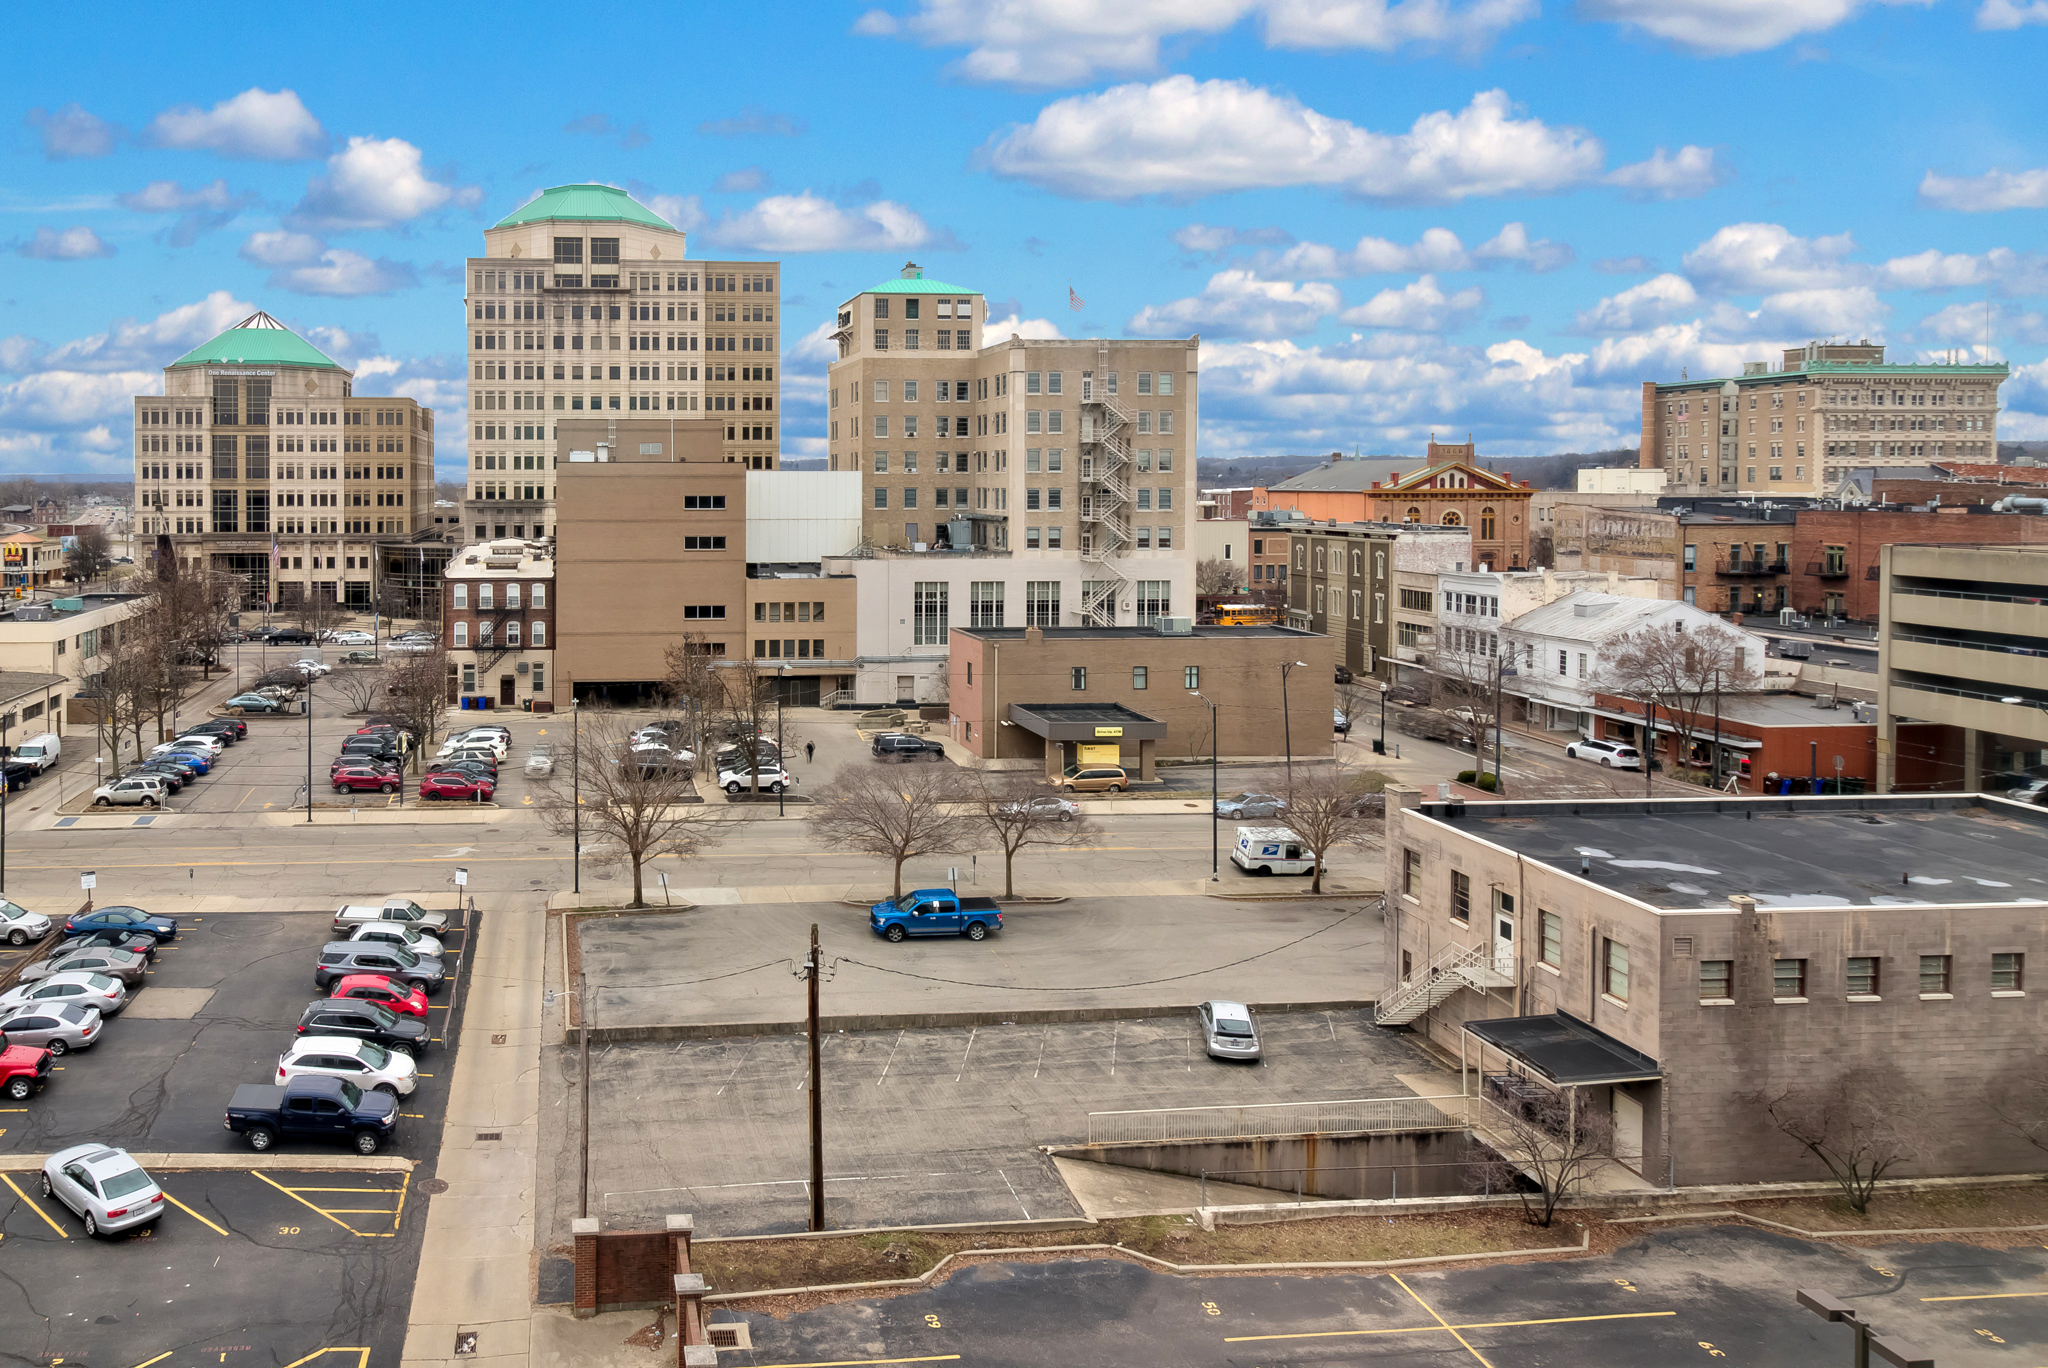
168;311;343;370
493;184;676;231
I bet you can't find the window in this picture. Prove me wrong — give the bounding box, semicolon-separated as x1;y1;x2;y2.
1700;959;1732;1000
681;605;726;619
1402;848;1421;896
1846;956;1879;997
1993;952;2025;992
1682;543;1697;571
1071;666;1087;691
1026;581;1060;626
970;581;1005;628
1919;954;1951;995
874;488;889;509
1604;938;1629;1001
1773;958;1807;1000
453;584;468;610
1540;911;1562;967
1136;580;1170;626
1132;666;1148;690
913;581;949;645
478;584;494;610
683;495;727;510
1450;871;1470;924
532;622;545;647
453;622;469;647
683;535;727;550
1183;665;1200;691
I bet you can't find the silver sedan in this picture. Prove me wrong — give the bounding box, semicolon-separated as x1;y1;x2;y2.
41;1143;164;1236
22;947;148;988
0;971;128;1018
0;1002;103;1054
0;898;52;946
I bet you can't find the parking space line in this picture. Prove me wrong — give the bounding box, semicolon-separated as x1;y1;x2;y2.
0;1171;67;1237
1225;1309;1680;1343
1921;1291;2048;1302
752;1359;960;1368
1390;1275;1494;1367
159;1188;229;1236
128;1354;174;1368
280;1351;370;1368
250;1171;368;1236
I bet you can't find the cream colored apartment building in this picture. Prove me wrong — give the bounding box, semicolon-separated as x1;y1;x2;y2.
827;263;1199;628
462;184;782;543
1639;342;2007;498
132;310;437;610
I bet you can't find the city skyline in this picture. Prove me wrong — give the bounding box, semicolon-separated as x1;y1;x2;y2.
4;1;2047;480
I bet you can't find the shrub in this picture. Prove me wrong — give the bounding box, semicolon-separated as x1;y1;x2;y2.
1474;773;1498;792
1457;770;1477;783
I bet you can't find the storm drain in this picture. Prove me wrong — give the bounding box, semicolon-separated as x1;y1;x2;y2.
476;1131;502;1141
708;1325;751;1349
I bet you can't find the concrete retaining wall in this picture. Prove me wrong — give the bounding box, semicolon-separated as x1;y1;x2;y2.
585;999;1377;1045
1055;1126;1476;1201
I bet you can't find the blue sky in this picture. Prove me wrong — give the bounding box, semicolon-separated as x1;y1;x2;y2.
5;0;2047;481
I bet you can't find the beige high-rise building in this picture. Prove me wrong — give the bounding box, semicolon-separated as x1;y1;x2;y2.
132;310;441;612
1639;342;2008;498
463;184;782;544
827;263;1199;627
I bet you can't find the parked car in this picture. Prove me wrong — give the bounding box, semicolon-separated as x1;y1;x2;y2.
337;740;402;765
12;733;61;772
525;743;554;777
385;638;434;655
263;628;315;645
438;733;506;760
333;766;401;794
40;1143;164;1236
345;921;445;959
422;764;495;789
869;889;1004;942
227;692;289;714
438;748;499;775
293;998;431;1057
1196;1000;1262;1062
2006;779;2048;805
1564;737;1642;770
331;630;376;646
93;776;166;807
161;734;223;757
872;733;946;762
1059;765;1128;794
225;1075;398;1155
294;658;332;677
64;928;156;960
1333;709;1351;734
22;947;147;988
1215;792;1287;820
998;795;1080;823
0;1033;54;1099
720;764;794;795
125;764;187;793
0;972;127;1018
0;1003;103;1055
420;773;494;802
182;719;243;743
278;1035;418;1097
1;759;38;793
339;649;381;665
326;972;430;1018
65;907;177;942
313;942;445;996
714;740;780;768
331;899;450;937
0;898;53;946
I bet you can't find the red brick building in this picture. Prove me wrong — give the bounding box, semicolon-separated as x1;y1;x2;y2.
1789;508;2048;620
1591;689;1877;793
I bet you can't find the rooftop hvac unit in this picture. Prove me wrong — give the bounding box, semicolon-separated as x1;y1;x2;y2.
1156;616;1194;635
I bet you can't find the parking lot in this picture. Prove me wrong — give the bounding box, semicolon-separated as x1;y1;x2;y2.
715;1222;2048;1367
0;900;473;1365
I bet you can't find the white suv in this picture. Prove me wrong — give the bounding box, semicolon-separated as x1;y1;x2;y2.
1564;737;1642;770
278;1035;418;1096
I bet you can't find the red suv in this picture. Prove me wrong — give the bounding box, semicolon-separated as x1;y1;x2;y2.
420;773;493;802
332;766;400;794
328;973;429;1019
1;1035;55;1100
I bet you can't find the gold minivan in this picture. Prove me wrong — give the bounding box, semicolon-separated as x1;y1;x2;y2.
1059;764;1128;793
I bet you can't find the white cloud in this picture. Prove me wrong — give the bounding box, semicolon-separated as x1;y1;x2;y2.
238;230;327;267
25;104;120;159
1577;0;1931;56
1880;249;1996;291
645;194;706;232
700;192;937;252
984;314;1067;340
1473;222;1574;271
1914;302;2048;347
1128;270;1342;337
293;136;480;230
1174;223;1293;256
1574;273;1699;333
143;87;327;160
28;291;254;374
1919;166;2048;212
1605;145;1729;200
714;166;771;193
1581;323;1765;384
855;0;1532;88
1977;0;2048;28
261;246;419;297
1267;227;1473;277
1340;274;1484;330
302;326;384;369
1706;286;1887;341
118;179;246;213
15;227;115;261
1680;222;1858;293
0;370;157;428
984;79;1606;202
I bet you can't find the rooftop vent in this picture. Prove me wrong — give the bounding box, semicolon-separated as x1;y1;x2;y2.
1155;616;1194;635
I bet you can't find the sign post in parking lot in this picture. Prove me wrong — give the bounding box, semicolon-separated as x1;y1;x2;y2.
454;865;468;914
80;868;95;913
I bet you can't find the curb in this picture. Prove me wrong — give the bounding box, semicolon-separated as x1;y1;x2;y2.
583;999;1376;1045
0;1152;416;1173
1606;1211;2048;1240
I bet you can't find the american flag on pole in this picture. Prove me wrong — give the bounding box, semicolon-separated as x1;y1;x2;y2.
1069;287;1085;312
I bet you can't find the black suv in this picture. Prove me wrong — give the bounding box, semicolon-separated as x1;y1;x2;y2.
872;733;946;762
265;628;315;645
294;1000;430;1057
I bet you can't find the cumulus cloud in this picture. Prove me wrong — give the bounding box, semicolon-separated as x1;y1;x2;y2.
1605;145;1729;200
1340;275;1484;330
714;166;772;193
1705;286;1888;341
25;104;119;159
1594;255;1657;274
117;178;254;247
1914;301;2048;347
700;192;939;252
292;136;481;230
1574;273;1699;333
26;291;253;374
1128;270;1342;337
1919;166;2048;212
645;193;706;232
15;226;116;261
1680;222;1858;293
563;113;651;150
1266;227;1474;277
984;314;1067;339
1976;0;2048;27
302;326;385;369
1473;222;1574;271
855;0;1532;88
1174;223;1293;256
697;106;807;137
143;87;327;160
1578;0;1932;56
238;230;327;267
984;80;1607;202
266;250;418;297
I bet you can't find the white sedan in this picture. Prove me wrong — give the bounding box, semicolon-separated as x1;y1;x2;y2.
0;971;128;1018
1000;795;1080;822
331;630;376;646
295;658;332;677
153;735;221;759
278;1035;418;1097
439;734;507;760
41;1144;164;1237
720;765;796;795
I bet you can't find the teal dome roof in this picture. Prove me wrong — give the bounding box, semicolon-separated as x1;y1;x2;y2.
493;184;677;231
168;311;342;370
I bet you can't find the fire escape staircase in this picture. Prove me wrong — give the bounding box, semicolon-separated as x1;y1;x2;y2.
1372;942;1515;1027
1080;370;1135;624
471;606;520;677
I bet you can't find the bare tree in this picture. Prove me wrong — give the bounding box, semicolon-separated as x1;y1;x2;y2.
1426;636;1502;755
1762;1069;1928;1215
330;664;388;716
1196;557;1242;597
712;657;777;790
1596;622;1762;779
661;633;727;773
1470;1083;1615;1227
531;709;713;907
1276;762;1384;894
962;770;1094;898
1993;1060;2048;1156
808;764;973;901
64;526;113;585
296;590;347;637
382;643;452;770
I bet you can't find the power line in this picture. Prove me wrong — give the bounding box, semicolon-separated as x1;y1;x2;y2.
587;959;790;994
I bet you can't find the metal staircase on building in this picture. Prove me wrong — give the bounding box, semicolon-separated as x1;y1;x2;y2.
1079;354;1136;622
1372;942;1515;1027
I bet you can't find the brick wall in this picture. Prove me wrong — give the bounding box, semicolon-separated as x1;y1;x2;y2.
1790;508;2048;620
573;1213;699;1317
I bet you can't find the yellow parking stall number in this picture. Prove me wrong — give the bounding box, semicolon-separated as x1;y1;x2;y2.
1201;1301;1223;1317
1699;1343;1727;1358
923;1314;943;1329
1614;1280;1638;1292
1872;1267;1896;1278
279;1225;302;1235
1975;1328;2007;1344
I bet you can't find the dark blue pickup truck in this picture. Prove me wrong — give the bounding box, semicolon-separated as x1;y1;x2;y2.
869;889;1004;942
225;1075;397;1155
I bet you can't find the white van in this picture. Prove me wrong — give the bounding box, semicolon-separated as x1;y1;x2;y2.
13;733;60;772
1231;825;1316;876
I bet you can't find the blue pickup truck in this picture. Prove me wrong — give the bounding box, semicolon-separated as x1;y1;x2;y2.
224;1074;397;1155
869;890;1004;942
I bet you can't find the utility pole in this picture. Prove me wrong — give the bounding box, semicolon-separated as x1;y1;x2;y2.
1711;669;1722;790
804;922;824;1232
578;966;591;1219
1492;651;1505;797
1645;699;1657;797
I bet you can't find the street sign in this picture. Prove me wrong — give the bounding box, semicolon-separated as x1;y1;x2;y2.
80;870;96;890
454;867;469;887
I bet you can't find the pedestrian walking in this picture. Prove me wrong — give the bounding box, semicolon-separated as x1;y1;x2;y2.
804;740;815;764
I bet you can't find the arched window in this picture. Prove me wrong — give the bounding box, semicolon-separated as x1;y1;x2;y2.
1405;505;1422;523
1441;510;1462;527
1480;506;1497;541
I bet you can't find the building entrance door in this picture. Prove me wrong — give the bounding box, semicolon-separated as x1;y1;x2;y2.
1612;1090;1644;1170
500;674;516;706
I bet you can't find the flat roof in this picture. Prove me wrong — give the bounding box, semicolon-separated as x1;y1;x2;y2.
1423;795;2048;910
959;625;1316;640
1466;1012;1662;1086
1006;702;1167;741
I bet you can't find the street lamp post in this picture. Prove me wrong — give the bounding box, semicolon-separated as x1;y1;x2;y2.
305;671;314;824
1279;659;1307;793
571;698;582;894
1374;681;1388;756
777;666;789;818
1190;690;1218;879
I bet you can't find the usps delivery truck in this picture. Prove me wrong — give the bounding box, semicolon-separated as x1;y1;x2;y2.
1231;825;1315;876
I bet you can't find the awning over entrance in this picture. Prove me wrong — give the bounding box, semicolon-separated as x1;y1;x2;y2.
1463;1012;1662;1086
1004;702;1167;742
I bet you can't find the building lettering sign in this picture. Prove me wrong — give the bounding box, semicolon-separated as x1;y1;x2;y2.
208;368;277;377
1;545;24;568
1584;511;1677;558
1093;726;1123;737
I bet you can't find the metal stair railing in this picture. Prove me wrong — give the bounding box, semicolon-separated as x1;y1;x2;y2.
1373;941;1509;1027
